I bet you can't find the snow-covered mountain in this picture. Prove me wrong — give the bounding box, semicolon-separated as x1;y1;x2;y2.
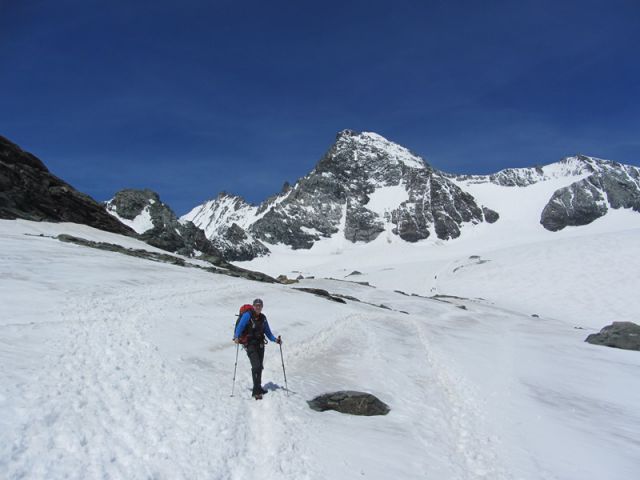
450;154;640;231
181;192;269;261
185;131;640;261
183;130;500;259
106;189;222;258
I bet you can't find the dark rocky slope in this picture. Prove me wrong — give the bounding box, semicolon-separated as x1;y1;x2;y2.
0;135;134;236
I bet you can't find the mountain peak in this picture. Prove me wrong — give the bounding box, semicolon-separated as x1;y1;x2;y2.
326;129;427;171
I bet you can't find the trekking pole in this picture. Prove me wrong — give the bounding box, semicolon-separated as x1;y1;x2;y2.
279;341;289;396
231;342;239;397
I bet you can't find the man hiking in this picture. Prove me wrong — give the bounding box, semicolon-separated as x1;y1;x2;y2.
233;298;281;400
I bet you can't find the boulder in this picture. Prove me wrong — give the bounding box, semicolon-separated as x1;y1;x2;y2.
585;322;640;351
276;274;298;285
307;391;390;416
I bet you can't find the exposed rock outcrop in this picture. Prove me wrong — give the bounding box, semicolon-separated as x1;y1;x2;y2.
57;234;277;283
585;322;640;351
541;159;640;231
307;391;390;416
448;153;640;232
0;135;134;236
106;189;222;258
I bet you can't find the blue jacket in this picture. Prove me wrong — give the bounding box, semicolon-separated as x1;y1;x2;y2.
234;311;277;342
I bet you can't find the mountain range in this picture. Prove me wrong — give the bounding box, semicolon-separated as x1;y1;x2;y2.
2;130;640;262
180;130;640;260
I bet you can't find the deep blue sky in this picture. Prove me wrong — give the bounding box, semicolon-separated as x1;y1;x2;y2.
1;0;639;214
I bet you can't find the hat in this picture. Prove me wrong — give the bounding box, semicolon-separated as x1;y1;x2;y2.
252;298;264;306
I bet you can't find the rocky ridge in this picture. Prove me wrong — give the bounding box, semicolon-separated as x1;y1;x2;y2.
181;192;269;261
0;135;134;236
450;155;597;187
450;154;640;231
106;189;222;258
540;158;640;231
184;130;500;258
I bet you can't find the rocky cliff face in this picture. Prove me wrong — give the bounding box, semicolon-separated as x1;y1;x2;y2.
0;135;134;236
185;130;499;258
449;154;640;231
540;158;640;231
106;189;222;258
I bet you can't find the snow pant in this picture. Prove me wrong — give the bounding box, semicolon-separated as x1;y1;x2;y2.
245;343;265;395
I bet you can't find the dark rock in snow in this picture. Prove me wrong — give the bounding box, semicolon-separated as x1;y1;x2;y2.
308;391;390;416
482;207;500;223
293;287;347;303
585;322;640;351
0;135;134;236
276;274;298;285
57;234;278;283
541;157;640;231
540;178;608;231
333;293;361;302
345;203;385;242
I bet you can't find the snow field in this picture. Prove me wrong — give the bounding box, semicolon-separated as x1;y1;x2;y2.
2;219;640;479
1;220;512;479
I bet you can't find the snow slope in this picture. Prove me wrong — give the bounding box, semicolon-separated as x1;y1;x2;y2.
238;169;640;330
2;219;639;479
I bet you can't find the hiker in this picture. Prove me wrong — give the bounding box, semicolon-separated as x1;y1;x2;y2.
233;298;281;399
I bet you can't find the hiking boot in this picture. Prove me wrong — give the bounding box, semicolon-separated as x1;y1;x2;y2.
253;393;263;400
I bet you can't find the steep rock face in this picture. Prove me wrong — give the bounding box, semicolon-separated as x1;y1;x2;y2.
391;167;497;242
0;135;134;236
449;153;640;231
185;130;500;257
246;130;498;248
541;159;640;231
181;193;269;261
106;189;221;258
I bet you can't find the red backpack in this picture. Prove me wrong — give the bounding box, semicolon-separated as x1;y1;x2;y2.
234;304;254;345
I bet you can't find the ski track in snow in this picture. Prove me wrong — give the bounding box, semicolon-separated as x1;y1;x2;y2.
6;286;240;479
4;220;640;479
2;279;511;479
1;271;326;480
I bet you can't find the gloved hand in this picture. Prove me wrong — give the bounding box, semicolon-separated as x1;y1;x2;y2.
233;338;239;344
276;336;282;345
